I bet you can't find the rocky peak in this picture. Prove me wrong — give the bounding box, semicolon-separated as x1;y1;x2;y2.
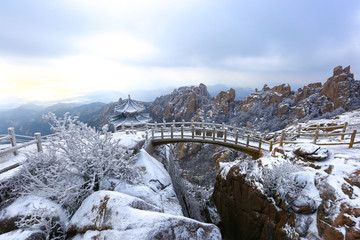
320;65;359;110
211;88;236;116
149;83;212;122
271;83;291;98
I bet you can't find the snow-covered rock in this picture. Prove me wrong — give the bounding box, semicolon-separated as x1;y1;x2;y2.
68;190;222;240
293;143;329;160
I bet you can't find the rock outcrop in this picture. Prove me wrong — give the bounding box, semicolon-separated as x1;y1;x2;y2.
321;65;359;110
149;83;212;122
212;165;296;239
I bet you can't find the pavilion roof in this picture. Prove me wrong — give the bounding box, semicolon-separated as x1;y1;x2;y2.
114;95;145;114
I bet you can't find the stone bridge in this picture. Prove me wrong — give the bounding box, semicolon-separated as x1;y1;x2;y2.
143;121;272;159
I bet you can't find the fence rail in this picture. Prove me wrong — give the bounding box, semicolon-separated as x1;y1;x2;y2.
0;128;44;157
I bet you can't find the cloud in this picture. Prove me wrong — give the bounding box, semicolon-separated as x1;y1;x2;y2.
0;0;360;105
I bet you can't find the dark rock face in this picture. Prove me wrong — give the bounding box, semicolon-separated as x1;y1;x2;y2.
212;166;295;240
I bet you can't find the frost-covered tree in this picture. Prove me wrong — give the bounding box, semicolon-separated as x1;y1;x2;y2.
7;113;139;213
262;162;304;204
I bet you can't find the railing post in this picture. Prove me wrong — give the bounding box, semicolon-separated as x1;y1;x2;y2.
213;127;216;141
222;122;225;130
152;129;155;139
171;125;174;139
297;124;301;137
341;122;348;140
212;121;215;129
313;125;319;144
155;121;157;130
145;130;148;141
246;135;250;148
273;132;277;142
182;119;185;127
280;130;285;147
203;126;206;140
34;133;42;152
181;125;184;138
349;130;357;148
258;137;262;152
161;126;164;139
263;130;267;140
224;128;227;142
269;141;273;152
8;127;18;156
235;130;239;144
192;125;195;139
173;120;175;127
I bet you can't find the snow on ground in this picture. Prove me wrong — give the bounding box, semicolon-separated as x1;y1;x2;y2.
0;195;68;224
113;131;146;149
114;149;183;216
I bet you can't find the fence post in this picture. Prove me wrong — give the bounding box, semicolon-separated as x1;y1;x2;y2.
171;125;174;139
263;130;267;140
182;119;185;127
155;121;157;130
161;126;164;139
258;137;262;152
192;125;195;139
341;122;348;140
181;125;184;138
8;127;18;156
297;124;302;137
349;130;357;148
152;129;155;139
34;133;43;152
246;135;250;148
222;122;225;130
224;128;227;142
280;130;285;147
203;126;206;140
173;120;175;127
212;121;215;129
269;141;273;152
273;132;277;142
235;130;239;144
213;127;216;141
313;125;320;144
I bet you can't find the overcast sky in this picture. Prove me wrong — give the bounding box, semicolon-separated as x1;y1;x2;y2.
1;0;360;105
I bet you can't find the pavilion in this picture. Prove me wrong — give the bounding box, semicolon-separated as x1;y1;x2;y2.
110;95;152;131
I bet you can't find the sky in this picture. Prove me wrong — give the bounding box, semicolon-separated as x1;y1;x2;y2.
1;0;360;107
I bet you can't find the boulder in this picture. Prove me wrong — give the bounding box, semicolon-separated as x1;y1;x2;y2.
293;144;329;160
68;191;221;239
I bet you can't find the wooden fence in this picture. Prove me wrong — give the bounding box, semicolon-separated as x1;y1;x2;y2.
0;127;44;157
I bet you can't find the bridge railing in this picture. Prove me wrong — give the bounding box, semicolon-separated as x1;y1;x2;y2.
143;120;360;151
145;121;270;152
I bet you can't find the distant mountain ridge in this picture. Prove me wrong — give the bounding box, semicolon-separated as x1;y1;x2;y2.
1;65;359;135
0;102;107;135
